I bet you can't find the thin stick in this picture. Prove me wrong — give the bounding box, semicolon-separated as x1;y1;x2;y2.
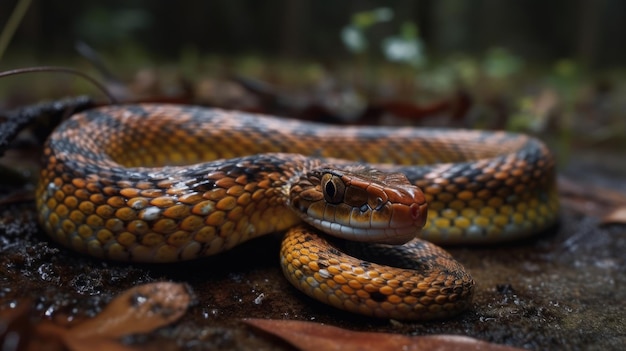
0;66;118;104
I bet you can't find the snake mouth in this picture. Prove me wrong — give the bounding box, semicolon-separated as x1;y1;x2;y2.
293;197;429;245
304;208;425;245
298;199;428;245
304;217;422;245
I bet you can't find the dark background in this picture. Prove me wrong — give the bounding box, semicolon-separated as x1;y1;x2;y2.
1;0;622;68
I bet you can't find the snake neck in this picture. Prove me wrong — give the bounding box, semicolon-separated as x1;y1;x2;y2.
36;147;328;261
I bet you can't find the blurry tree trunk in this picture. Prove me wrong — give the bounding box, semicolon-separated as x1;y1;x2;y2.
431;0;475;53
280;0;309;58
577;0;604;69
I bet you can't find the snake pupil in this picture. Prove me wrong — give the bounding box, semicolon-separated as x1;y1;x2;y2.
322;173;345;204
325;181;335;198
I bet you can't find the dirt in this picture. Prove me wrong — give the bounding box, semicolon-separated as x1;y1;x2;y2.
0;145;624;351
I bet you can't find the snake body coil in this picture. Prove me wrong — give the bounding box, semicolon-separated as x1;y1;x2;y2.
36;104;558;320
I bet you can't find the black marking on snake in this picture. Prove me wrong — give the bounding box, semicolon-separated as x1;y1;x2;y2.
240;164;266;183
192;178;217;192
59;117;81;131
122;104;149;117
359;261;372;269
85;108;124;129
328;247;342;256
444;162;473;179
460;164;483;180
369;292;387;303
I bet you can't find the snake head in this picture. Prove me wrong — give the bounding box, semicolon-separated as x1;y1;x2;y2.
288;167;428;245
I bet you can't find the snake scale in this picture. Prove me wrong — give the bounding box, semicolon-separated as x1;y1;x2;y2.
35;104;559;320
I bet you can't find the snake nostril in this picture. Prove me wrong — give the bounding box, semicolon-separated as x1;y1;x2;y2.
375;197;384;211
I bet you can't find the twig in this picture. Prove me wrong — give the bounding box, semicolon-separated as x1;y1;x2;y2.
0;66;117;104
0;0;32;61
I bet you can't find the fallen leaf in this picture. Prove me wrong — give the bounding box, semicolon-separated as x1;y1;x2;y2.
2;282;193;351
0;301;36;351
62;335;140;351
70;282;192;340
602;206;626;225
36;322;138;351
558;176;626;220
244;318;525;351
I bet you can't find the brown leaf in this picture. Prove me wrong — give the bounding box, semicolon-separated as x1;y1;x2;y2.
37;322;144;351
559;176;626;219
70;282;192;340
0;301;36;351
64;336;141;351
35;323;80;351
244;318;525;351
0;302;79;351
31;282;192;351
602;206;626;225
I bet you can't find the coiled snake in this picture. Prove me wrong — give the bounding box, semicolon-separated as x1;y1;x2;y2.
36;104;559;320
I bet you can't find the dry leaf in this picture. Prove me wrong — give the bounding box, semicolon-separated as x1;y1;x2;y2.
36;323;138;351
559;176;626;220
244;318;525;351
63;336;141;351
602;206;626;225
3;282;193;351
0;301;36;351
70;282;192;340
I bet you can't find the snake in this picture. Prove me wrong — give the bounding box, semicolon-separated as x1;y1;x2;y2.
35;104;559;321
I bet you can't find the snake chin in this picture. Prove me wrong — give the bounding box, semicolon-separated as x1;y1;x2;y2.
304;217;420;245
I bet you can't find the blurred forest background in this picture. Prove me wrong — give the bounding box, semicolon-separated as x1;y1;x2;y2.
0;0;625;147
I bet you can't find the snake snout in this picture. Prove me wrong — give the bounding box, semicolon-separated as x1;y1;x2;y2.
372;185;428;245
379;177;428;224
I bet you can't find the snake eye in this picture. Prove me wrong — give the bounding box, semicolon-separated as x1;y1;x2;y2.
321;173;345;204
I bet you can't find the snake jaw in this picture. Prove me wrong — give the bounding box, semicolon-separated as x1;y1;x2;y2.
289;168;428;245
303;217;423;244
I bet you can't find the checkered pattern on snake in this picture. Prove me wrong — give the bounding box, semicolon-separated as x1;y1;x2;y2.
36;104;558;320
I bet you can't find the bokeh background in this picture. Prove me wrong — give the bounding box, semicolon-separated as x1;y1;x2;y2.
3;0;626;65
1;0;625;151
